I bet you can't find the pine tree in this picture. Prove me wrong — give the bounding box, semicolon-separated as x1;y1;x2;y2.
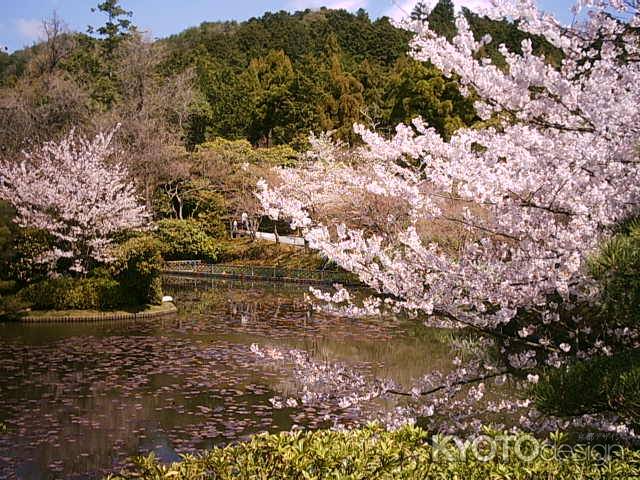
427;0;456;40
410;1;431;22
89;0;135;58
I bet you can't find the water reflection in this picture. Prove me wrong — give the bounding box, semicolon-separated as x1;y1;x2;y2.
0;276;453;479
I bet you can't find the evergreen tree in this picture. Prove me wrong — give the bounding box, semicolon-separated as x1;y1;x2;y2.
386;57;475;139
427;0;456;40
411;2;431;22
89;0;135;58
243;50;295;147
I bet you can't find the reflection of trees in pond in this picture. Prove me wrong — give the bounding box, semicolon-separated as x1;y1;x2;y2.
0;278;466;478
167;275;463;407
0;381;161;478
33;394;160;477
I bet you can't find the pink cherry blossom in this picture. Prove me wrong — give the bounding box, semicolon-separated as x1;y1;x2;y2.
256;1;640;436
0;128;149;274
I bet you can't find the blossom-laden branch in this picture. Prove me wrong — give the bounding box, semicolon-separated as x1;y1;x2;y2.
259;0;640;345
250;342;636;438
257;1;640;435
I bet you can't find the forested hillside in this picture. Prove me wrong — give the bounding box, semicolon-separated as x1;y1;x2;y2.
0;0;559;151
156;2;559;146
0;0;561;282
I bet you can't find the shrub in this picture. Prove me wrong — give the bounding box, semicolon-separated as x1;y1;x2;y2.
188;190;227;238
197;138;298;167
0;280;16;295
533;350;640;425
3;227;57;285
15;236;164;311
152;184;228;238
20;277;122;310
111;236;164;306
154;219;221;262
106;424;640;480
0;293;30;316
0;201;15;272
589;219;640;327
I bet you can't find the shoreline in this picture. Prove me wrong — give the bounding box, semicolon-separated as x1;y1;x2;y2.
13;301;177;323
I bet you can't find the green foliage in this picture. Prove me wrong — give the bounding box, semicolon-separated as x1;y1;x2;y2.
154;178;228;237
533;350;640;425
217;238;333;271
107;424;640;479
532;218;640;426
183;188;227;238
161;8;473;145
20;277;123;310
9;236;163;312
197;137;298;167
0;292;30;317
1;4;567;150
111;236;164;306
2;227;57;285
411;1;431;22
386;57;475;140
427;0;457;40
0;201;15;273
154;219;221;263
462;8;563;69
589;219;640;327
0;48;28;87
0;280;16;294
244;50;295;146
89;0;135;58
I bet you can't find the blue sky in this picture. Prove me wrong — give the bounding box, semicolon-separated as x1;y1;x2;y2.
1;0;576;53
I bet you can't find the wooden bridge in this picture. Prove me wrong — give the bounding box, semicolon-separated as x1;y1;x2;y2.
162;261;359;286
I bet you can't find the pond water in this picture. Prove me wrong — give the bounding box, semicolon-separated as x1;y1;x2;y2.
0;276;454;479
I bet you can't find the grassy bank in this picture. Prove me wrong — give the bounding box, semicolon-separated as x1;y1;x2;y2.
15;302;177;322
218;238;334;270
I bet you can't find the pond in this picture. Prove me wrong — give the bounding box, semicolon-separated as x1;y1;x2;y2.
0;276;454;479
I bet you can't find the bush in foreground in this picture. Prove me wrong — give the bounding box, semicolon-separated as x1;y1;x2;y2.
107;425;640;480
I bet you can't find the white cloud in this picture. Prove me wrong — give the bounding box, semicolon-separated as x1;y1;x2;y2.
14;18;44;41
288;0;369;12
384;0;493;22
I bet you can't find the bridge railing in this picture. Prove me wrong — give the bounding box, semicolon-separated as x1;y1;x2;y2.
162;261;359;285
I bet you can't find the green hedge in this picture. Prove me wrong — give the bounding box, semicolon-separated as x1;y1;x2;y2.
20;277;124;310
111;236;164;306
2;227;56;284
107;425;640;479
16;236;165;311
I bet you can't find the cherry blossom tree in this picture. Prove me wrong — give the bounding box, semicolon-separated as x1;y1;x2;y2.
258;0;640;436
0;128;149;274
